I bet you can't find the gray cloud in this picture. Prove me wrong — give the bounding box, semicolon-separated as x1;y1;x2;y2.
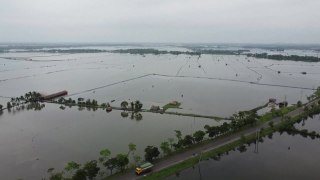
0;0;319;43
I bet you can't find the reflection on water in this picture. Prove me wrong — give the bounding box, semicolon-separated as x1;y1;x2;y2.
167;115;320;180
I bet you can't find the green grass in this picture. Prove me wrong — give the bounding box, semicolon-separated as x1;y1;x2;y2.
281;106;296;114
259;111;274;123
259;105;297;123
163;102;181;111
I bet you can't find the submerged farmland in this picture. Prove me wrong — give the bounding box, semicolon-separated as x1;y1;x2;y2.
0;44;320;179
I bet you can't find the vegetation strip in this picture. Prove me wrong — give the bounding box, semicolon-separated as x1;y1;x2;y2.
247;53;320;62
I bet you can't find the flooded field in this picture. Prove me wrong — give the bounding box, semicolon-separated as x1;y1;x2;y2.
167;115;320;180
0;44;320;179
0;103;222;179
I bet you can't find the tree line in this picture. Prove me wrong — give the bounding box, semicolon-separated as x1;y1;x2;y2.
246;53;320;62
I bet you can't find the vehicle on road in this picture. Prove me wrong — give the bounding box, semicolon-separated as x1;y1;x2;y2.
135;162;153;175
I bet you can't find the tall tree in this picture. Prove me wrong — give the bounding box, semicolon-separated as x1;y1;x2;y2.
99;148;111;163
168;137;174;150
83;160;100;180
128;143;137;156
160;141;171;155
144;146;160;162
204;125;218;138
7;102;12;109
174;130;182;141
116;154;129;171
130;102;134;111
121;101;129;110
103;157;117;175
49;172;64;180
193;130;205;143
134;100;143;112
182;135;194;146
134;155;142;165
64;161;80;173
72;169;87;180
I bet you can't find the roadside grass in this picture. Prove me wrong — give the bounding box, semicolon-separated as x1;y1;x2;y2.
259;105;297;123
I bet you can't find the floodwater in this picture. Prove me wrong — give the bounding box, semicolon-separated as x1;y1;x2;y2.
167;115;320;180
0;45;320;179
0;103;221;179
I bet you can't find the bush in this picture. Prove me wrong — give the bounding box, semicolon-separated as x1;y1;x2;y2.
268;121;274;128
297;101;302;107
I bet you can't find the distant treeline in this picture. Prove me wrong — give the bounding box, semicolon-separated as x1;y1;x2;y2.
46;49;106;53
114;49;249;55
112;48;200;55
195;49;249;55
43;49;320;62
246;53;320;62
2;47;320;62
44;48;248;56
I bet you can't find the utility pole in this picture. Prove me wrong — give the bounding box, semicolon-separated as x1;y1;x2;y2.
284;95;287;102
197;151;203;180
254;131;259;154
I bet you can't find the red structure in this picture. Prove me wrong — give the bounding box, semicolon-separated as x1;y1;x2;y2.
41;90;68;100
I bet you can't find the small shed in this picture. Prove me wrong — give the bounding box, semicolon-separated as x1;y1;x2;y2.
169;101;179;106
279;101;288;108
150;105;160;112
269;98;277;103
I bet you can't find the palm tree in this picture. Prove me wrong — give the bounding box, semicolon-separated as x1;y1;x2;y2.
99;148;111;163
130;102;134;111
134;100;143;112
238;111;245;120
232;113;239;121
135;113;143;121
128;143;136;161
120;101;129;110
168;138;174;150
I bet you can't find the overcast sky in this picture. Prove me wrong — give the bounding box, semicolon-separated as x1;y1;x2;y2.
1;0;319;43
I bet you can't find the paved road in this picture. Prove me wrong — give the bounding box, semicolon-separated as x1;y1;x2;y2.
119;99;317;180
